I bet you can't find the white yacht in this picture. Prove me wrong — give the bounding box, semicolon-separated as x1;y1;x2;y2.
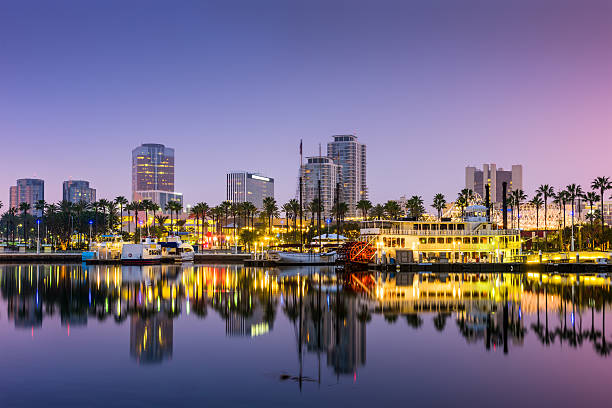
160;236;195;262
121;237;162;264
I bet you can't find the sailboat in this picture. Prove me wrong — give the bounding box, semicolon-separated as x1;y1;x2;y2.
270;141;337;265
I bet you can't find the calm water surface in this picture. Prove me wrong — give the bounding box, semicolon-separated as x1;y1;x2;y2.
1;263;611;407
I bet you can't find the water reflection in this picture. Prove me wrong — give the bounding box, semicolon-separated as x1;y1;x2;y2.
0;264;611;373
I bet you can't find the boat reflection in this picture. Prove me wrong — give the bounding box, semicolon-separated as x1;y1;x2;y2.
1;263;611;375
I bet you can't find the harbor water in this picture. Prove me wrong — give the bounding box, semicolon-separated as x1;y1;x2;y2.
0;263;611;407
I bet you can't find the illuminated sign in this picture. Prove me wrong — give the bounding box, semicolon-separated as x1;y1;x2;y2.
250;174;270;182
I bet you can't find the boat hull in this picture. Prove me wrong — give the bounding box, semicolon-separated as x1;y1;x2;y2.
120;259;161;265
271;251;337;265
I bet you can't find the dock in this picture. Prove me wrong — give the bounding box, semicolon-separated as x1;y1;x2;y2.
85;253;251;265
0;252;251;265
0;252;82;263
366;262;612;274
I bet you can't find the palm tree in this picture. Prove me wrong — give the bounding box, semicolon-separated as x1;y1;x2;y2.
383;200;402;220
584;191;600;248
90;200;100;237
59;200;74;249
125;202;133;234
164;201;174;235
288;199;300;234
307;198;323;240
151;202;160;228
511;189;527;230
114;196;128;232
370;204;385;220
190;204;201;242
34;199;47;242
565;184;582;235
262;197;279;234
591;176;611;245
211;205;224;242
7;207;17;244
356;199;372;220
130;201;141;237
456;189;474;219
242;202;256;230
198;202;211;245
18;202;31;244
557;190;569;229
507;194;516;228
98;198;111;235
282;202;292;237
230;202;239;249
432;193;446;221
220;201;232;247
335;202;349;239
406;196;425;219
536;184;554;240
530;194;544;249
165;200;183;236
155;215;169;234
140;199;154;235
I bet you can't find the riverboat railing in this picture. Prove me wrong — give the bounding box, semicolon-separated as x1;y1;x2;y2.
360;228;519;237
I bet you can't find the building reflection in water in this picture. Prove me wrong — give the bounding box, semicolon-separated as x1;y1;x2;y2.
130;314;173;364
1;263;612;373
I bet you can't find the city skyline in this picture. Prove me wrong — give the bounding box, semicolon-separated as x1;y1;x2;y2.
1;1;612;208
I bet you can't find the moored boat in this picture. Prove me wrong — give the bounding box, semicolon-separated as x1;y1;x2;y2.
268;251;337;265
121;238;162;264
160;236;195;262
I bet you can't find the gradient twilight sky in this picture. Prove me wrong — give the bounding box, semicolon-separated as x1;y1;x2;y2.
1;0;611;208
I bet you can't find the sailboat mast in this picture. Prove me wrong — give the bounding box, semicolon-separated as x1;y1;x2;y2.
299;139;303;253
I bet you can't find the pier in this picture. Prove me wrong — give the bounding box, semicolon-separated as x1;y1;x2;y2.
0;252;251;264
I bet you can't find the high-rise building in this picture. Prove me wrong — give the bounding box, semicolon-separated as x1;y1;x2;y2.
327;135;367;218
8;178;45;216
226;171;274;210
62;180;96;204
298;156;340;218
132;143;182;209
465;164;523;203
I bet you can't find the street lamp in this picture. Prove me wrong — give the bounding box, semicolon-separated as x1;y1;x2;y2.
36;219;41;254
89;220;93;249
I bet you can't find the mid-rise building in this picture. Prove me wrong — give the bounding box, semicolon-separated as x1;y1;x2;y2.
62;180;96;204
134;190;183;210
582;200;612;227
8;178;45;216
226;171;274;210
298;156;340;218
327;135;367;218
465;164;523;203
132;143;182;209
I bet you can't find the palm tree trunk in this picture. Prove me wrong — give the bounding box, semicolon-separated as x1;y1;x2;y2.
536;207;539;250
544;197;548;245
600;189;605;248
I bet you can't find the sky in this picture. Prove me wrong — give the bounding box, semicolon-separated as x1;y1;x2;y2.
1;0;611;209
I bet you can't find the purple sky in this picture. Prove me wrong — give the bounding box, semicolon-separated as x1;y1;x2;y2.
1;0;611;209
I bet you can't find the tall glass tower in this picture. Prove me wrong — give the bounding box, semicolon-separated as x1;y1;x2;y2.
327;135;367;218
131;143;182;208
